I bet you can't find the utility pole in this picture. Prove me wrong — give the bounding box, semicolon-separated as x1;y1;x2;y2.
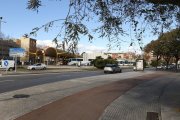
0;17;2;60
0;17;6;36
0;17;6;59
0;17;2;38
0;17;2;32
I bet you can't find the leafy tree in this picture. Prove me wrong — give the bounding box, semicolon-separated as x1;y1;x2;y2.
104;59;117;65
26;0;180;52
159;28;180;70
144;40;163;69
150;60;158;67
169;29;180;70
93;55;117;69
91;56;103;67
145;28;180;70
94;59;105;69
107;55;112;59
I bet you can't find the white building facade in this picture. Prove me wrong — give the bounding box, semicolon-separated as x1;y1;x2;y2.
82;52;108;61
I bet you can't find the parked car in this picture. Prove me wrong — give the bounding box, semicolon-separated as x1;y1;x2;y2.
27;63;46;70
104;64;122;73
157;64;176;70
168;64;176;69
157;65;165;69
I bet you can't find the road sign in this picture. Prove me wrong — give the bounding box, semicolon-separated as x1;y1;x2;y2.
9;48;25;57
4;60;8;66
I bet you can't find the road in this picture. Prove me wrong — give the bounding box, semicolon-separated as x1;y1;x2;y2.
0;68;133;93
0;68;180;120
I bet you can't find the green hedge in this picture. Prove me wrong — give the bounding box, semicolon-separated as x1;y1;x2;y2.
93;59;118;69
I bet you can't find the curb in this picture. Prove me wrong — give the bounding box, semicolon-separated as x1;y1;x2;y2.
0;69;91;76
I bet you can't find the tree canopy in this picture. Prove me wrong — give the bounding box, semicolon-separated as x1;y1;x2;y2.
144;28;180;68
26;0;180;53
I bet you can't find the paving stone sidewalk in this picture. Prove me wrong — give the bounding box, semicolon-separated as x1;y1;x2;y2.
100;73;180;120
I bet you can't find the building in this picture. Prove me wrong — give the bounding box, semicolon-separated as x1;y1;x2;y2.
19;37;37;64
0;39;20;60
143;51;155;64
0;37;68;65
82;52;136;62
106;52;137;60
82;52;108;61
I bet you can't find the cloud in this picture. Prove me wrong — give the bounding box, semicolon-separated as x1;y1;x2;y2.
37;40;57;48
36;40;106;54
36;40;140;54
78;44;107;53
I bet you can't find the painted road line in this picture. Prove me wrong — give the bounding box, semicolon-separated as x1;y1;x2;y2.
0;80;14;83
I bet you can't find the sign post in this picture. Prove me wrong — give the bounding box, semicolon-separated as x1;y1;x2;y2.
9;48;25;72
4;60;8;74
14;55;17;72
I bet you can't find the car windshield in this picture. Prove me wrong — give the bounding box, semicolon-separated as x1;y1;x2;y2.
105;64;116;67
32;64;39;66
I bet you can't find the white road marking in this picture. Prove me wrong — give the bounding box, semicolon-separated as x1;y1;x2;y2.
0;80;14;83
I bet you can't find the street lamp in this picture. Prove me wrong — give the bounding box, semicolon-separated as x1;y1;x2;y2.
0;17;6;35
0;17;3;34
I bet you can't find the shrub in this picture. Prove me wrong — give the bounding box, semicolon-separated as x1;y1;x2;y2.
94;58;117;69
150;60;158;67
94;59;105;69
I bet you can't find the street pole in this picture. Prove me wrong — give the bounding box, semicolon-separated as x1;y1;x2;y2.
0;17;6;36
0;17;2;34
0;17;6;59
15;55;17;73
0;17;3;60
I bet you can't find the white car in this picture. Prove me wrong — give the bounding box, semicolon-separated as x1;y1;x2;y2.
27;63;46;70
104;64;122;73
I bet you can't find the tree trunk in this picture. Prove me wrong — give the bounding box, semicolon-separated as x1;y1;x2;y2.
175;57;179;72
156;55;161;70
164;57;171;70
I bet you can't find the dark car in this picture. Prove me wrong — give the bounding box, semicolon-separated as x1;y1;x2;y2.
104;64;122;73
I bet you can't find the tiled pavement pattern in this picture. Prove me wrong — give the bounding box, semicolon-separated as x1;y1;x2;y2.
161;74;180;120
99;73;180;120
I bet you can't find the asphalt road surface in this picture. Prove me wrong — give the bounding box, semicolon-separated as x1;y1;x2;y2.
0;68;132;93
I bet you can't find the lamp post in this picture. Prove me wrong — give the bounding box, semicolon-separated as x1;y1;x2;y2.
0;17;3;59
0;17;6;37
0;17;6;59
0;17;3;34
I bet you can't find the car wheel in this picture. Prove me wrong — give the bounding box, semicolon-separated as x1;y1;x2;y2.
32;68;35;70
8;67;14;71
43;67;46;70
119;70;122;73
104;71;107;74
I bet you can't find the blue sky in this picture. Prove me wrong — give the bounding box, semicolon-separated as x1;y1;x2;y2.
0;0;158;54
